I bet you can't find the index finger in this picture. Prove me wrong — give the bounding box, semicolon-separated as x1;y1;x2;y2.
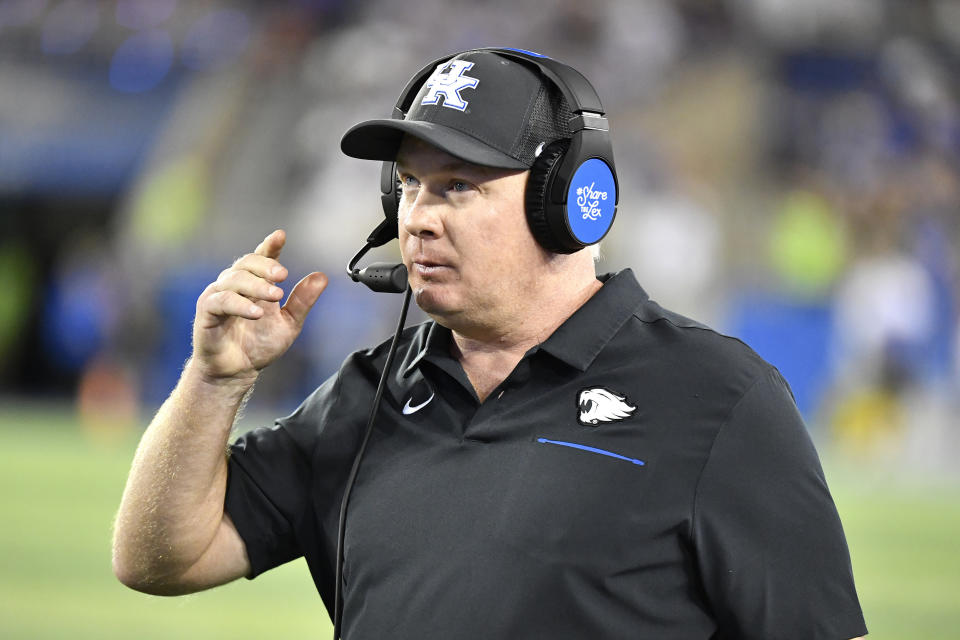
254;229;286;259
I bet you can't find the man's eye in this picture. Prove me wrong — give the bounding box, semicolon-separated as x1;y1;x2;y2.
401;175;419;188
452;181;469;192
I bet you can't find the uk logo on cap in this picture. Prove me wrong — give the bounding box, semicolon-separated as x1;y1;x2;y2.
421;60;479;111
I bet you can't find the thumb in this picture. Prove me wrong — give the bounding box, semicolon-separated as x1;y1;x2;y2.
282;272;328;328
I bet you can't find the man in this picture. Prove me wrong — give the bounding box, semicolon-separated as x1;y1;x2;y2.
113;49;868;639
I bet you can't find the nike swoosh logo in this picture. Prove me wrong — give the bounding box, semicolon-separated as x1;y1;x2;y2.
402;393;435;415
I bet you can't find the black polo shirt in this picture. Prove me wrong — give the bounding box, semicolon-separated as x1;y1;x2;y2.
225;269;867;640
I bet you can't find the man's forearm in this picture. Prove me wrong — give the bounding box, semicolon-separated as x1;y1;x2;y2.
112;360;255;590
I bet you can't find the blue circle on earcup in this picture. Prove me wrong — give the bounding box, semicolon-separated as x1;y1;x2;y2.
566;159;617;244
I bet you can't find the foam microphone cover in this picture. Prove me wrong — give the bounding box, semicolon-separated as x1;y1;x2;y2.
357;262;408;293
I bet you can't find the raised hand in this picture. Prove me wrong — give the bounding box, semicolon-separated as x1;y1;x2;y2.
191;229;328;381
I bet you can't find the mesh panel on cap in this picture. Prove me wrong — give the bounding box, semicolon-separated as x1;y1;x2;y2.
513;84;573;166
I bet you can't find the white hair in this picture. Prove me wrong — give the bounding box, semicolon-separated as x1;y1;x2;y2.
590;242;602;262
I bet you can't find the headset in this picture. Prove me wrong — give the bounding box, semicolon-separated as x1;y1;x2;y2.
373;46;619;255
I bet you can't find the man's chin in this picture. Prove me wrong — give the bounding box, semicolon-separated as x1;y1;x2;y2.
412;286;460;321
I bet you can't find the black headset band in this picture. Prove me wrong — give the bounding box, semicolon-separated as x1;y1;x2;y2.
391;48;607;123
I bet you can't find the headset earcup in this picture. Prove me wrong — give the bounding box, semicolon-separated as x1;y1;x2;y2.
380;160;401;224
374;160;401;244
525;140;572;253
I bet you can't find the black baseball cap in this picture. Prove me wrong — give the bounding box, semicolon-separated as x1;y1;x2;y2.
340;50;571;169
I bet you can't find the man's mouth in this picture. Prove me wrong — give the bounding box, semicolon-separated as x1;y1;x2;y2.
411;257;452;277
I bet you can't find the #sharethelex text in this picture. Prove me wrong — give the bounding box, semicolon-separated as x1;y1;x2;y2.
576;182;608;220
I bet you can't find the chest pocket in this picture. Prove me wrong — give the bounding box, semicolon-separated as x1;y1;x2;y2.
490;436;648;564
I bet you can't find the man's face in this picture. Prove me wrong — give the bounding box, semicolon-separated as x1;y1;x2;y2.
395;136;550;332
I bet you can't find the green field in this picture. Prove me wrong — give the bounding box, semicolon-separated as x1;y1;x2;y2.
0;405;957;639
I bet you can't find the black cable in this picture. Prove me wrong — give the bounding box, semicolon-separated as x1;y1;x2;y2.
347;242;408;294
346;242;374;280
332;284;413;639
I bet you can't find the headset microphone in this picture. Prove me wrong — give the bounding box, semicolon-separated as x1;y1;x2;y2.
351;262;407;293
346;218;408;294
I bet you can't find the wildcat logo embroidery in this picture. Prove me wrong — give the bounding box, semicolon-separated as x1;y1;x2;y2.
577;387;636;425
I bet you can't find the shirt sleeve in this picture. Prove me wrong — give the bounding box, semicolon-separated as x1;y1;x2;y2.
692;367;868;640
224;371;342;579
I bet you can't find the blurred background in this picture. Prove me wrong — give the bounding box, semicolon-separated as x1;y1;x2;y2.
1;0;958;637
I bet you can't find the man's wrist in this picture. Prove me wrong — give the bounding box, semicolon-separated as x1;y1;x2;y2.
180;358;259;401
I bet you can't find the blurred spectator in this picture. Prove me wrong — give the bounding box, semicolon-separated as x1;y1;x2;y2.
40;236;121;376
828;248;937;454
767;184;848;299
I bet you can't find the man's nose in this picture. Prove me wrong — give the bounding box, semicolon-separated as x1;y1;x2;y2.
400;192;444;239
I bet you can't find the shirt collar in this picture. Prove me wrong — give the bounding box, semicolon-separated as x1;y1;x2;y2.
538;268;649;371
399;269;648;378
400;320;453;378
